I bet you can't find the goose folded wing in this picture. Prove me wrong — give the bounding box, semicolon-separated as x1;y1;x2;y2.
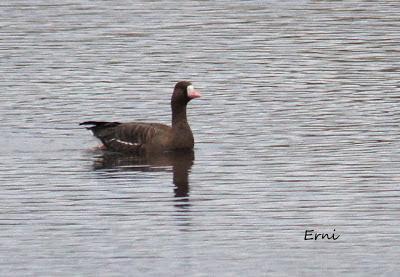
102;123;170;153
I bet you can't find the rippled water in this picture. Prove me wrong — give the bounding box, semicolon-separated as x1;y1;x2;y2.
1;1;400;276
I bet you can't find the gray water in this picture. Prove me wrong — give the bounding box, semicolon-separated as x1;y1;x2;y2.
1;1;400;276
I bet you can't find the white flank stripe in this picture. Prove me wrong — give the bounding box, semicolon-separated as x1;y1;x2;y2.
109;138;138;147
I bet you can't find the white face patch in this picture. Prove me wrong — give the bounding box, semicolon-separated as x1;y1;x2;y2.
186;84;201;99
187;85;194;94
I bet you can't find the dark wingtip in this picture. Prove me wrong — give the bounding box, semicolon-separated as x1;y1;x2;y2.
80;121;96;126
79;121;121;131
79;121;100;131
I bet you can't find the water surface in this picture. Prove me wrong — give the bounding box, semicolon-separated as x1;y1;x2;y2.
1;1;399;276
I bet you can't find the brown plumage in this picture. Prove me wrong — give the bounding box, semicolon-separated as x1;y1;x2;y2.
80;81;201;154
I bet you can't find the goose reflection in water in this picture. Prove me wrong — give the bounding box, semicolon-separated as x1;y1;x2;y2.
92;150;194;201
